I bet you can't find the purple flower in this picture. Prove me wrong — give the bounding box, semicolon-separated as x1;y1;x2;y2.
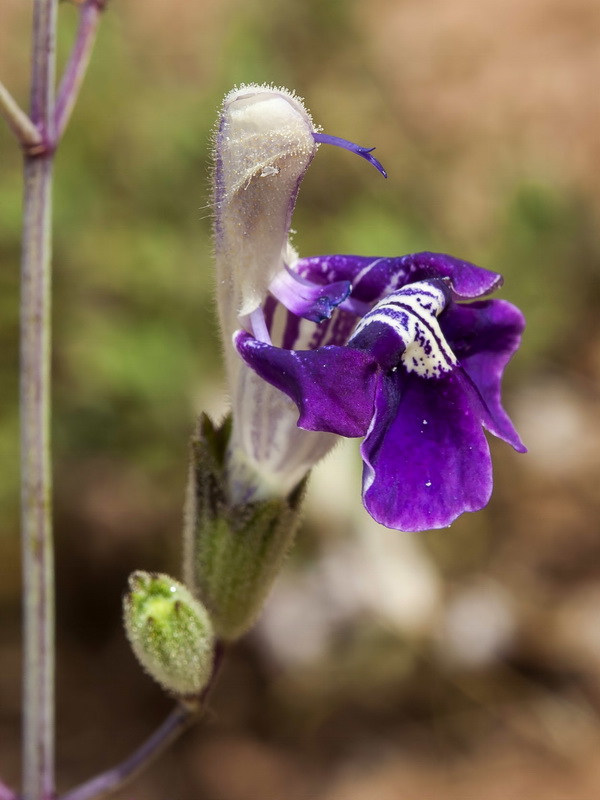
235;252;526;532
213;85;525;529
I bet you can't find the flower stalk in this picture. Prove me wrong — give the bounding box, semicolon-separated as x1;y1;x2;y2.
59;642;224;800
59;704;195;800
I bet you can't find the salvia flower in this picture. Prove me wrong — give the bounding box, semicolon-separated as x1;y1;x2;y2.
214;84;386;503
236;251;526;532
214;85;525;531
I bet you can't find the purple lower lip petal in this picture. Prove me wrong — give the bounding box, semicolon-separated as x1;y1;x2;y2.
234;330;379;437
360;369;494;532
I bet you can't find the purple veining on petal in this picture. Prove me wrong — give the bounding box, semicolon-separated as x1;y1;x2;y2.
263;294;278;334
307;314;333;350
361;369;493;532
269;266;351;323
264;297;326;351
304;308;358;351
328;309;360;347
312;133;387;178
295;253;503;304
281;305;302;350
234;331;378;437
441;299;527;452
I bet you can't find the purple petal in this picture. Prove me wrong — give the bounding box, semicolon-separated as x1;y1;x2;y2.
361;369;493;532
269;266;351;323
234;331;378;437
441;300;526;452
295;252;503;305
313;133;387;178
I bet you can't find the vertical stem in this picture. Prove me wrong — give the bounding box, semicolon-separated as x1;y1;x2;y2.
21;157;56;800
21;0;57;798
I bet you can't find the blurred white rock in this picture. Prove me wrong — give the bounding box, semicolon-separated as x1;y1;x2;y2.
514;380;599;476
436;578;517;669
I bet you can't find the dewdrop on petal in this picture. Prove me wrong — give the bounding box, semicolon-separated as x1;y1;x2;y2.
123;571;215;698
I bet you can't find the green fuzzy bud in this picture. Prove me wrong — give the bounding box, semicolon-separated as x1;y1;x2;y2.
183;414;306;642
123;571;215;698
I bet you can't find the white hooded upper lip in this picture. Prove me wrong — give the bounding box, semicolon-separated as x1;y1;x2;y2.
214;85;318;327
213;86;336;503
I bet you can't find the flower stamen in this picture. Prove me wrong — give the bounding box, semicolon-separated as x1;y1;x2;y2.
249;307;272;344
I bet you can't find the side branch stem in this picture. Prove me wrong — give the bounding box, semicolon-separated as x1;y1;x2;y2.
55;0;106;142
59;705;195;800
21;0;57;798
0;779;18;800
60;643;225;800
0;82;43;150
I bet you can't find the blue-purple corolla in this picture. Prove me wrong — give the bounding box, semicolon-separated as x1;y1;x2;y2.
214;84;526;530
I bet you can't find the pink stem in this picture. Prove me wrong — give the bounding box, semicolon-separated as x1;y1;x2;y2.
0;779;18;800
60;644;225;800
59;705;194;800
21;0;57;794
55;0;106;142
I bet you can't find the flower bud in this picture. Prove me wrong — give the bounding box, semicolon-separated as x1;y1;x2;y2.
123;571;215;698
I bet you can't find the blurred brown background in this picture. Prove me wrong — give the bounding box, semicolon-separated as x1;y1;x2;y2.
1;0;600;797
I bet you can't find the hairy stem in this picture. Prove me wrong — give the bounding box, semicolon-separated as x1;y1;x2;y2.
55;0;106;141
21;0;57;797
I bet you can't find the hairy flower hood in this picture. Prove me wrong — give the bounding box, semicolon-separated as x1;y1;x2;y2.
214;86;317;328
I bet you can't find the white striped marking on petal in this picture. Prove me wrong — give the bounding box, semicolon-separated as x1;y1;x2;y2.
349;281;457;378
